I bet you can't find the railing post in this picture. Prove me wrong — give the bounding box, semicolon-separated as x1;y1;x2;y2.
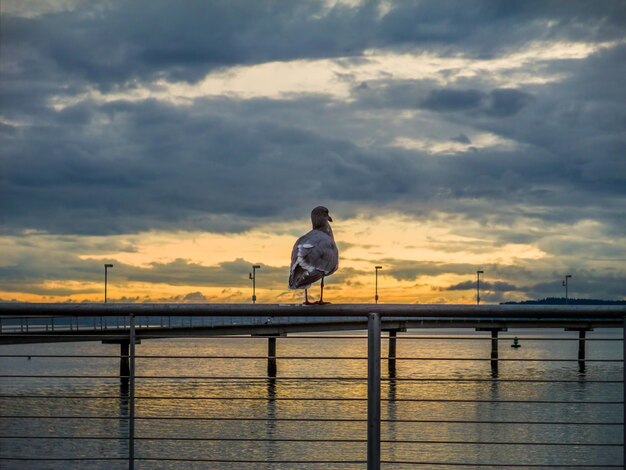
129;313;136;470
368;312;381;470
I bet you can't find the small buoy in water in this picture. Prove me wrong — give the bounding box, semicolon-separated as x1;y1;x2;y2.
511;337;521;348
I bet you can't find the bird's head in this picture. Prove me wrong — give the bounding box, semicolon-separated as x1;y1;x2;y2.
311;206;333;228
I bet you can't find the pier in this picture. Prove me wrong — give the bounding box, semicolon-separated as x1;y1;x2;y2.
1;303;625;469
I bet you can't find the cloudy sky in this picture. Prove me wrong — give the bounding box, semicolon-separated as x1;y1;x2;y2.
1;0;625;304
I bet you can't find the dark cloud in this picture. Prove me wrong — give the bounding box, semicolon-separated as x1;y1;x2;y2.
377;0;626;56
422;89;484;112
444;280;519;292
1;1;369;91
525;271;626;300
374;257;624;301
354;80;534;117
0;251;290;295
451;134;471;144
2;0;625;96
0;98;423;234
485;89;534;117
0;86;622;240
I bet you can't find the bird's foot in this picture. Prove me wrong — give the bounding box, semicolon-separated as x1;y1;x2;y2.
302;300;316;306
315;300;331;305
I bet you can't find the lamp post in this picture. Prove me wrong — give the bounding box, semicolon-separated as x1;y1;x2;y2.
104;264;114;303
249;265;261;304
563;274;572;304
375;266;382;304
476;270;484;305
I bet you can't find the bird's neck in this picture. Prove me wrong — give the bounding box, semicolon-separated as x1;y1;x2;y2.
314;223;334;239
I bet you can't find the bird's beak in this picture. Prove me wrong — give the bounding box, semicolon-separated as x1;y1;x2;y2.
328;215;333;222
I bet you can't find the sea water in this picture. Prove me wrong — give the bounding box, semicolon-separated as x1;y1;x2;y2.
0;328;623;469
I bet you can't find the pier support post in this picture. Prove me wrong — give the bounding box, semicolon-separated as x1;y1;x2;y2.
102;338;141;381
253;333;284;377
388;330;397;378
476;328;507;375
578;329;586;366
491;330;498;374
120;341;130;379
268;336;277;377
566;327;593;373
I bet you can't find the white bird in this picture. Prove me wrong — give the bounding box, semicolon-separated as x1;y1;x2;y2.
288;206;339;304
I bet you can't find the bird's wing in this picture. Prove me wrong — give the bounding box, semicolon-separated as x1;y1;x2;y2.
289;230;338;289
291;231;338;274
305;232;338;275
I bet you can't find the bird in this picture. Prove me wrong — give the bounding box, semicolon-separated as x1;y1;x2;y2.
289;206;339;305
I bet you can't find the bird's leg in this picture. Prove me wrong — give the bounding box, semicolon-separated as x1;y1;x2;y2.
316;275;331;305
302;289;314;305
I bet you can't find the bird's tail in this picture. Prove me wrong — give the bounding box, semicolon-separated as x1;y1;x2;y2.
289;266;322;290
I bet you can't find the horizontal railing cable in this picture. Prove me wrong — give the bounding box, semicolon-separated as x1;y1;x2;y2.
1;355;622;361
0;458;128;462
3;436;621;446
0;354;540;359
0;458;619;467
379;463;624;468
1;374;622;383
1;415;622;425
3;394;622;404
0;457;367;464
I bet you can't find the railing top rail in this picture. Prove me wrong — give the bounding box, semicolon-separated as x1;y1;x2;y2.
1;302;625;318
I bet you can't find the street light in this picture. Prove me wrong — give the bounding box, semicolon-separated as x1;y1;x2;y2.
104;264;114;303
476;270;484;305
249;265;261;304
375;266;383;304
563;274;572;304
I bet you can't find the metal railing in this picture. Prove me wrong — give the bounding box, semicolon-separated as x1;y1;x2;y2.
0;303;624;469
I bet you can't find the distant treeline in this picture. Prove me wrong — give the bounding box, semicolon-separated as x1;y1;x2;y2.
502;298;626;305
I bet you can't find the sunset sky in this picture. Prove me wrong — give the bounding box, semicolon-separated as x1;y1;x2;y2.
1;0;625;304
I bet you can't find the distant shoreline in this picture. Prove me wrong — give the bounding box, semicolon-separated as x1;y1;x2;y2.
502;298;626;305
